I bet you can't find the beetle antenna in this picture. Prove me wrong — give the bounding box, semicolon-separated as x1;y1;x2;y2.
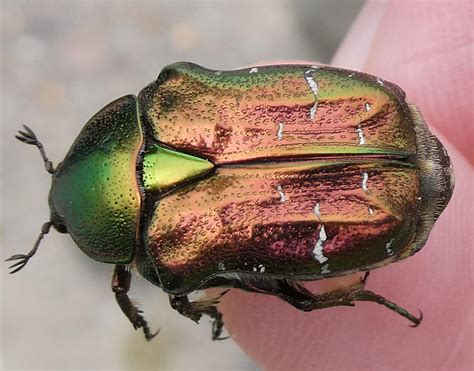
6;222;52;274
16;125;55;174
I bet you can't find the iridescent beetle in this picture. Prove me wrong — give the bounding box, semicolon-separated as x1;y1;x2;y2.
7;63;454;340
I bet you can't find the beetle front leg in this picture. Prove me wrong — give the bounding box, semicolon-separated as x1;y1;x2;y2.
111;265;159;341
169;291;229;340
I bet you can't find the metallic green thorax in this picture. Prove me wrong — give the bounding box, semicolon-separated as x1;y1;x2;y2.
143;145;214;193
48;95;143;263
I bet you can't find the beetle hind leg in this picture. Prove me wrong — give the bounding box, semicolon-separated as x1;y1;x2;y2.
169;291;229;340
352;290;423;327
277;279;422;326
112;265;159;341
230;276;422;327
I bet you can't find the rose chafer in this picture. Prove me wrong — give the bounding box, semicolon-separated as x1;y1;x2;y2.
7;63;454;340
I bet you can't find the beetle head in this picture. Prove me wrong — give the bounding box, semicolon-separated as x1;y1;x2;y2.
8;96;144;274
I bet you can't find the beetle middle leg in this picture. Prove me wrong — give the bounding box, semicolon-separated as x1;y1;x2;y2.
169;291;229;340
111;265;159;341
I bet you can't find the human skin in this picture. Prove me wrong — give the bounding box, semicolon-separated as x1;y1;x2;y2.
218;1;473;370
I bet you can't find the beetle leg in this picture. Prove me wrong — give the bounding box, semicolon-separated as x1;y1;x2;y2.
15;125;55;174
226;276;422;326
277;279;422;326
6;222;52;274
352;290;423;327
169;291;229;340
111;265;159;341
279;280;422;326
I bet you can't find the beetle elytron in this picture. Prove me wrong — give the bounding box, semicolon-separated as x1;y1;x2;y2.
7;63;454;340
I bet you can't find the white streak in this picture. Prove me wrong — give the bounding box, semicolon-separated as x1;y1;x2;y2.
362;172;369;192
305;70;319;94
249;67;258;73
314;203;321;219
312;225;328;264
258;264;266;273
276;184;286;203
365;102;372;112
215;71;222;76
368;207;374;215
321;263;330;274
355;126;365;145
304;69;319;120
348;73;355;78
385;238;395;256
376;77;384;86
277;122;284;140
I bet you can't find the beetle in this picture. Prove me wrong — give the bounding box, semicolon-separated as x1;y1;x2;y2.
7;62;454;340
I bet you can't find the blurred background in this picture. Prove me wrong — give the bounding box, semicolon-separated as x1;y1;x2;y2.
1;0;364;369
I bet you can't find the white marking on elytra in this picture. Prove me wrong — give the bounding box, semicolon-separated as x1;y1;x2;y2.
214;71;222;76
304;69;319;120
348;73;355;78
321;263;330;274
368;207;374;215
276;184;286;203
312;225;328;264
362;172;369;192
365;102;372;112
258;264;266;273
314;202;321;219
277;122;284;140
252;267;257;272
376;77;384;86
249;67;259;73
217;261;226;271
304;71;319;94
385;238;395;256
309;105;317;120
355;126;365;145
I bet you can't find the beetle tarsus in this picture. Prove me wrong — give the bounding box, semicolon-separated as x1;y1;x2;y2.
353;290;423;327
169;290;229;340
409;310;423;328
6;222;51;274
16;125;55;174
112;265;159;341
279;282;423;327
